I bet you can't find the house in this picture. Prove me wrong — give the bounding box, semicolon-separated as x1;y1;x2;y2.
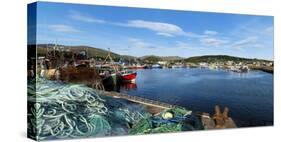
158;61;167;65
226;61;234;66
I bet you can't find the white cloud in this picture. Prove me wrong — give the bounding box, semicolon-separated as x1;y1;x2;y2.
227;19;273;53
125;20;186;37
48;24;80;33
228;37;265;50
174;41;206;50
175;41;190;49
69;11;106;23
184;32;204;38
252;44;265;48
128;38;157;49
204;30;218;35
68;17;204;38
200;37;228;47
120;20;208;38
231;37;257;47
124;38;209;57
264;26;273;34
156;32;175;37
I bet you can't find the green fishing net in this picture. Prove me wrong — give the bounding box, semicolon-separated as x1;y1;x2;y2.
129;107;203;135
28;77;150;140
28;77;202;140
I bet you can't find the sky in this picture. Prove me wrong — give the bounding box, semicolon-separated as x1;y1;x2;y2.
33;2;274;60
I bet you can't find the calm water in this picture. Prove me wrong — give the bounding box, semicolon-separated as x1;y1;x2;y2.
119;68;273;127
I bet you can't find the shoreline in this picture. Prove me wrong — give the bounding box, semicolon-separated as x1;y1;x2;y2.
249;66;273;74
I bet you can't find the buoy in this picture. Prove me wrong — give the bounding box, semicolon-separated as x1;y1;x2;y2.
162;112;174;119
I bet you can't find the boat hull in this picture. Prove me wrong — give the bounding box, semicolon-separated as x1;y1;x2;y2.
121;72;137;82
102;74;121;87
127;66;145;69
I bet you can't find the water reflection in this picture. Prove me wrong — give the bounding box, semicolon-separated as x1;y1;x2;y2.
104;82;137;92
121;82;137;90
104;83;120;92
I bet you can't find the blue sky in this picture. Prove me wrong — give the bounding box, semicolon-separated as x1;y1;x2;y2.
34;2;274;60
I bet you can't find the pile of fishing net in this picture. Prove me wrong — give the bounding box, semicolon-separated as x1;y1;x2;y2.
129;107;203;135
28;77;151;140
28;77;203;140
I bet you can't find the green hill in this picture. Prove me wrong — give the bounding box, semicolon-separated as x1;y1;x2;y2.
36;44;121;61
140;55;162;63
184;55;271;63
140;55;184;63
35;44;272;64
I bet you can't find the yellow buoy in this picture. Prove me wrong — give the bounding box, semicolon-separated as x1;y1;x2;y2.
162;112;174;119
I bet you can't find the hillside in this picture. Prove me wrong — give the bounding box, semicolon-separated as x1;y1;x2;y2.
35;44;272;63
140;55;183;62
36;44;121;61
140;55;162;62
184;55;272;63
161;56;184;61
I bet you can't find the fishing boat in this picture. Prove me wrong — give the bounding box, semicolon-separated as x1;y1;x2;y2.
239;65;250;72
98;65;121;87
208;64;218;70
228;65;249;73
98;48;121;87
152;64;162;68
120;69;137;82
171;64;184;68
127;64;146;69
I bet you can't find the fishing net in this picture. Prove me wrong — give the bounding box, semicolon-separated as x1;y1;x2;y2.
27;77;150;140
129;107;203;135
28;77;203;140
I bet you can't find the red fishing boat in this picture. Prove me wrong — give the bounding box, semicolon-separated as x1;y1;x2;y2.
120;69;137;82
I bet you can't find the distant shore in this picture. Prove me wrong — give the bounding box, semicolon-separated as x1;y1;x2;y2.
249;66;273;74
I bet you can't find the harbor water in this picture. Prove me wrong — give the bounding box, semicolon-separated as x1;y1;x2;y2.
119;68;273;127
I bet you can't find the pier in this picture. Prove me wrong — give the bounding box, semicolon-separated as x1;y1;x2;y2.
103;91;237;129
103;91;176;109
249;65;273;74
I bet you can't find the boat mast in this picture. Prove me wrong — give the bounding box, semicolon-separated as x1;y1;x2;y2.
46;44;49;57
103;48;119;72
53;40;57;57
103;48;114;64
